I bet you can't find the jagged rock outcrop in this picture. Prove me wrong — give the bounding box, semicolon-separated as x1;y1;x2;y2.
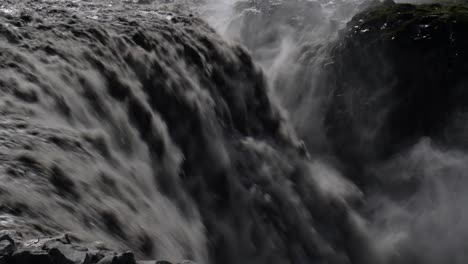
326;2;468;180
0;230;188;264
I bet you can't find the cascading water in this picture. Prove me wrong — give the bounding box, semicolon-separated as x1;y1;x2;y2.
1;0;468;264
201;0;468;263
201;0;368;155
0;1;377;264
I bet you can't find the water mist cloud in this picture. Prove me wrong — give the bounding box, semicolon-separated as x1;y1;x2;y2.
367;139;468;264
201;1;468;264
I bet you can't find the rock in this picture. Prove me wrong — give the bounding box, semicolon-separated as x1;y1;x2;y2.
382;0;396;6
86;249;109;263
0;235;16;257
0;231;22;244
0;232;142;264
98;256;117;264
48;244;91;264
326;3;468;178
0;241;14;257
97;252;136;264
9;248;53;264
22;234;71;250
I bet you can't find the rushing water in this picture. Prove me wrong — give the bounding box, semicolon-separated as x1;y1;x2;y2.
0;0;467;264
0;1;369;263
202;0;468;264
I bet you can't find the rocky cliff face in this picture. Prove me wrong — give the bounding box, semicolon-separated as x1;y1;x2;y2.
326;2;468;180
324;3;468;264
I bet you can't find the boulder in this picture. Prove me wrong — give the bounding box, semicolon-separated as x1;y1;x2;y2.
48;244;92;264
9;248;53;264
0;231;155;264
0;237;15;257
97;252;136;264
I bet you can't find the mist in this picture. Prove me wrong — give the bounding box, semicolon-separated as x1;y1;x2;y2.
1;0;467;264
200;0;468;263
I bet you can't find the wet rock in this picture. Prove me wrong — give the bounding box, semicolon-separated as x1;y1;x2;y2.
23;234;71;249
9;247;53;264
0;237;15;257
326;3;468;179
97;252;136;264
48;244;91;264
0;230;22;245
382;0;396;6
0;231;163;264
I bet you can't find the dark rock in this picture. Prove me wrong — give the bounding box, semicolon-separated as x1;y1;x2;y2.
48;244;91;264
86;249;108;263
0;239;15;257
0;231;22;245
382;0;396;6
155;261;171;264
0;232;146;264
97;252;136;264
326;3;468;179
98;256;118;264
9;248;53;264
22;234;71;250
0;231;132;264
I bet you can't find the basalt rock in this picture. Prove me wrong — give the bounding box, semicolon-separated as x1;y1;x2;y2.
326;2;468;179
0;231;176;264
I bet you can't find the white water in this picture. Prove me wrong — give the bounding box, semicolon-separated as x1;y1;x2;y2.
201;1;468;263
0;0;467;263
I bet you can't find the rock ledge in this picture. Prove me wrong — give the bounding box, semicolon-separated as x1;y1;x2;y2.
0;230;188;264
